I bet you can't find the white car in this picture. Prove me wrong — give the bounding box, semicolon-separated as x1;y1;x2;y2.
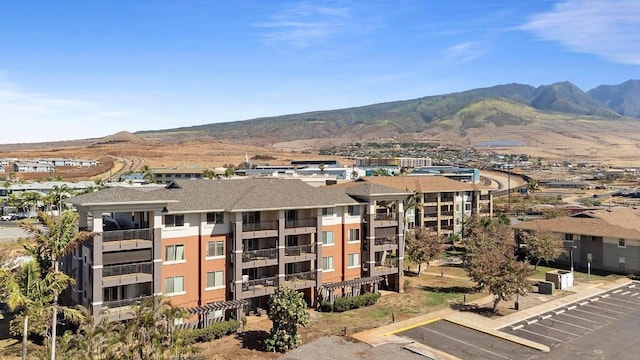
0;214;13;221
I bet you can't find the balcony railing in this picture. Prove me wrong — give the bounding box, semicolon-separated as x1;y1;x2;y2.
441;225;455;231
375;258;399;269
103;261;153;277
102;228;152;242
242;221;278;232
374;237;398;246
285;270;316;282
285;244;314;257
375;213;396;221
440;211;454;217
423;212;438;218
441;197;454;202
243;276;278;291
242;248;278;262
285;218;316;228
103;295;153;309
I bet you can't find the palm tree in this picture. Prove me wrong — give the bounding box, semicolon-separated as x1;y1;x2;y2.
202;168;217;179
140;165;155;184
403;192;423;229
21;191;43;217
49;184;73;214
0;261;82;360
20;211;95;360
528;178;540;204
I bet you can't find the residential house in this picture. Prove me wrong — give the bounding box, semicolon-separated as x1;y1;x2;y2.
512;207;640;274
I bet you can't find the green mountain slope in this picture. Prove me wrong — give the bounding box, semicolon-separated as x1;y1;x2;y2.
588;79;640;118
137;81;636;144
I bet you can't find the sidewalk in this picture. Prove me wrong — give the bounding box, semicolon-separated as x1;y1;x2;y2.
352;278;632;357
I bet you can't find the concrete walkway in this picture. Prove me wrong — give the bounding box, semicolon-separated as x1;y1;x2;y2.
352;278;632;358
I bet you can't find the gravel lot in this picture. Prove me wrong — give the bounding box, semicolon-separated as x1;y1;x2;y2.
0;223;29;242
280;336;425;360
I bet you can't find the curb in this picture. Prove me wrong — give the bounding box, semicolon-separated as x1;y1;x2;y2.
444;316;550;353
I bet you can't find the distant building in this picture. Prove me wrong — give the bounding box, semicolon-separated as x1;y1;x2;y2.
409;166;480;184
152;166;207;184
13;162;55;173
355;157;432;168
291;160;340;167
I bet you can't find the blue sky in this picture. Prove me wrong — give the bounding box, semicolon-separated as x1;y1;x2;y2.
1;0;639;143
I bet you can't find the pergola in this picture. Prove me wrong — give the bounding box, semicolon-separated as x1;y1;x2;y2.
186;299;247;329
318;276;383;304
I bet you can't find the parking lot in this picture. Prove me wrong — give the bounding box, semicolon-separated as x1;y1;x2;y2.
397;282;640;360
501;282;640;359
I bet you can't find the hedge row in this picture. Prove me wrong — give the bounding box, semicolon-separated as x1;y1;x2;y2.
180;319;241;343
321;292;381;313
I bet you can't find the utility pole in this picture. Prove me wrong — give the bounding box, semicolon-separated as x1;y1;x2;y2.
507;155;512;212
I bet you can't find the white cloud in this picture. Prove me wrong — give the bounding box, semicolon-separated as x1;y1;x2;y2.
0;80;129;144
443;41;484;63
255;2;351;47
521;0;640;65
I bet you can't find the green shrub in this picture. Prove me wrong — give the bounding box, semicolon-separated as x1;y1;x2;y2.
319;301;333;312
332;292;381;312
180;319;241;343
628;273;640;281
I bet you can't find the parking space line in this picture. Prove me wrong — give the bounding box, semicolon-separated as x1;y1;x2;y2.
581;302;628;315
601;296;640;307
631;293;639;297
530;322;580;337
596;298;639;310
621;291;631;296
421;326;512;359
573;308;619;320
547;318;592;331
629;284;636;288
512;325;523;331
557;312;600;324
517;328;566;344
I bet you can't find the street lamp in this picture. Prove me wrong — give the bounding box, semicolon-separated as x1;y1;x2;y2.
570;245;578;272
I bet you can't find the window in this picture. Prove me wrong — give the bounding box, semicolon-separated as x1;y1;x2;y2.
322;207;334;217
164;214;184;227
206;271;224;289
207;241;224;258
347;206;360;216
322;256;334;271
165;276;184;295
165;244;185;262
348;229;360;242
206;212;224;224
348;253;360;268
465;203;471;211
618;239;626;248
322;231;334;245
564;234;574;242
619;257;626;270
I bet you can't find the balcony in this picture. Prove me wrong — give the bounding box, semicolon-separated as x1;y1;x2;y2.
284;244;315;262
440;211;454;217
102;295;153;321
241;276;278;298
242;248;278;268
441;197;454;203
283;271;316;290
284;218;316;235
242;221;278;239
423;212;438;219
374;258;399;275
102;228;153;252
374;237;398;251
374;213;398;227
102;261;153;287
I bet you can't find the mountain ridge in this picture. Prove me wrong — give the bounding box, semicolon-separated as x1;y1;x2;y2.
135;79;639;144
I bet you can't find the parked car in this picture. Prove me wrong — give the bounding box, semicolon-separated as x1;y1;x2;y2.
1;214;14;221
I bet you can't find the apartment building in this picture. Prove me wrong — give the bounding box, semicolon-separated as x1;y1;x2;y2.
512;207;640;274
64;178;411;325
362;176;493;236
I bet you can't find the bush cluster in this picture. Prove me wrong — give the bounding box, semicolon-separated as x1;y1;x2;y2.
324;292;381;313
180;319;241;343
